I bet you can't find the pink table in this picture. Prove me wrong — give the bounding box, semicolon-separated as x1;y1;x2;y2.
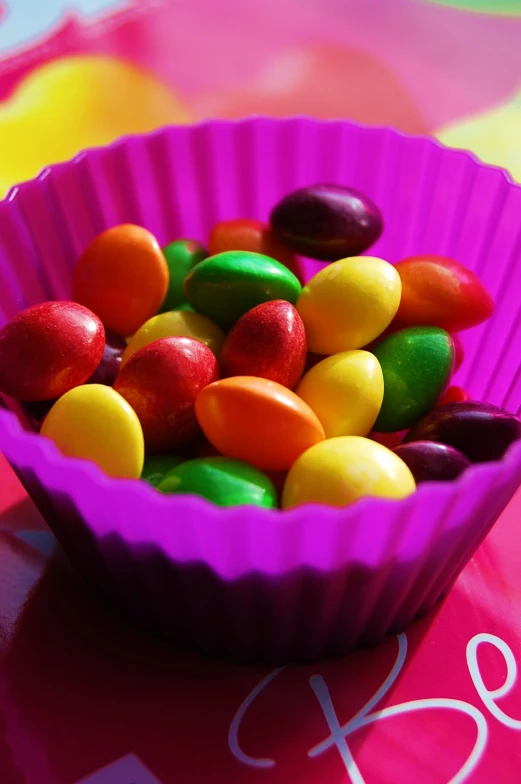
1;452;521;784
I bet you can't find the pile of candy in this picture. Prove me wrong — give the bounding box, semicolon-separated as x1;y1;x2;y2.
0;183;520;510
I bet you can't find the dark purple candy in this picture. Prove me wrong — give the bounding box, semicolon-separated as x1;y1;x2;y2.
87;328;127;386
404;401;521;463
269;183;383;261
394;441;470;483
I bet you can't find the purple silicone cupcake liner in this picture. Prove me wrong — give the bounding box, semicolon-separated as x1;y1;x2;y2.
1;118;521;664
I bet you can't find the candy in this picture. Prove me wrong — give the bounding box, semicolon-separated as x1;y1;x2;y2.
160;239;208;312
437;385;471;407
296;256;401;354
220;300;307;389
208;218;301;279
157;456;278;508
282;436;415;508
393;441;470;483
40;384;144;478
184;251;302;330
122;310;225;367
453;333;465;372
296;350;383;437
369;430;403;450
87;328;127;386
114;337;220;452
372;327;454;432
392;255;494;332
195;376;325;471
72;224;169;337
270;184;383;261
0;301;105;401
141;454;186;487
404;401;521;463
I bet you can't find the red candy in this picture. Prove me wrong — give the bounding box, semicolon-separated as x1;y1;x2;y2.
0;301;105;401
208;218;302;281
393;255;494;332
220;300;307;389
114;337;219;452
437;385;471;407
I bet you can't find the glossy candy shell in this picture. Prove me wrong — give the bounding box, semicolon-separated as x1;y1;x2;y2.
1;119;521;664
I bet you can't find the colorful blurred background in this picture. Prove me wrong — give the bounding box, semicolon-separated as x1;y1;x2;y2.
1;0;521;198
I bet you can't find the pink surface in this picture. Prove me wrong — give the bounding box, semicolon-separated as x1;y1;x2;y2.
1;460;521;783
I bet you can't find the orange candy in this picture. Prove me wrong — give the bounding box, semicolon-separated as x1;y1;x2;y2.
195;376;325;470
72;224;169;337
208;218;302;281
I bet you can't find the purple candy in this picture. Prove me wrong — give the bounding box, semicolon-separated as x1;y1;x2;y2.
87;328;127;386
394;441;470;483
404;401;521;463
269;183;383;261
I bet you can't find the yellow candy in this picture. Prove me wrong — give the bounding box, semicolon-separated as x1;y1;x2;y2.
296;351;384;438
296;256;401;355
40;384;144;479
122;311;225;366
282;436;416;509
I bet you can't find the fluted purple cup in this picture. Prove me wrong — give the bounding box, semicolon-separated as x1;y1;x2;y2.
1;119;521;664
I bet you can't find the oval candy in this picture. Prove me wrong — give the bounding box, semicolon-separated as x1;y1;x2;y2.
393;255;494;332
393;441;470;483
220;300;307;389
160;239;208;312
73;224;169;337
122;310;225;366
270;184;383;261
372;327;454;432
141;454;186;487
296;350;384;437
157;456;278;509
40;384;144;478
0;301;105;401
195;376;325;471
209;218;301;280
282;436;415;509
114;337;220;453
296;256;401;355
87;328;127;386
184;250;302;330
404;401;521;463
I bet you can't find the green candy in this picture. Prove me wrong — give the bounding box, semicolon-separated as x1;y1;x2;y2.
372;326;454;432
141;454;186;487
183;250;302;330
157;456;278;508
160;239;208;312
174;303;195;312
